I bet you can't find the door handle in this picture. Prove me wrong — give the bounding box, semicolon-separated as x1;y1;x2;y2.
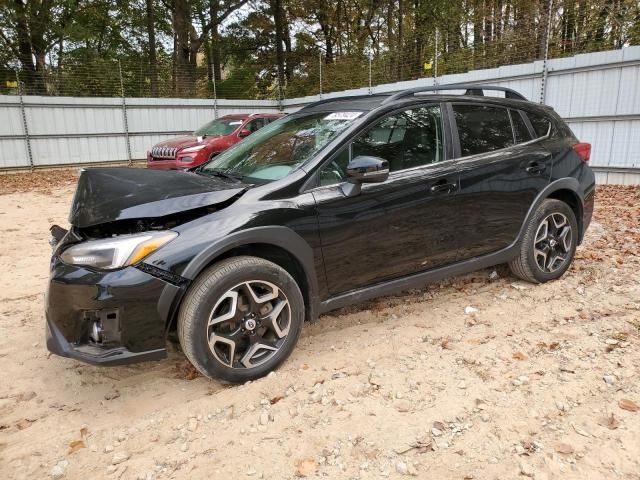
430;181;457;193
525;161;546;174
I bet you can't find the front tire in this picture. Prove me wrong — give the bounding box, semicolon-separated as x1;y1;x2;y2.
509;199;578;283
178;256;304;383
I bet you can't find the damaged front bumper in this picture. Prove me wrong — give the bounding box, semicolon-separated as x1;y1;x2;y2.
45;257;183;366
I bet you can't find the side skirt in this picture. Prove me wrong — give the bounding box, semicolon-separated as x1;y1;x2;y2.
319;243;519;314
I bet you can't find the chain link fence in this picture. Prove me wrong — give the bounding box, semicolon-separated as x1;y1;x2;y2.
1;0;639;178
1;0;638;101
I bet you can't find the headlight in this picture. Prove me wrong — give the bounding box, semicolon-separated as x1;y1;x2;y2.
60;231;177;269
180;144;206;154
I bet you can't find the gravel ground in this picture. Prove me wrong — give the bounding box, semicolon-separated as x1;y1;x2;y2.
0;173;639;480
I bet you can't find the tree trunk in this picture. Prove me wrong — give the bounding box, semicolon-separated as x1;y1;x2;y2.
173;0;198;96
210;1;222;83
473;0;485;69
270;0;286;92
284;11;293;80
397;0;404;80
537;0;549;59
146;0;158;96
13;0;40;93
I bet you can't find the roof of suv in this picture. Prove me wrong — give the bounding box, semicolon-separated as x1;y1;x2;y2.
220;113;285;120
298;85;551;114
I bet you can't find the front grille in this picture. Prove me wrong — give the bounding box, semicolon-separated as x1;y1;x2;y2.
151;146;178;159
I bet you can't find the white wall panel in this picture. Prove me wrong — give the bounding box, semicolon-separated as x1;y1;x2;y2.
0;106;24;136
0;138;29;169
0;47;638;185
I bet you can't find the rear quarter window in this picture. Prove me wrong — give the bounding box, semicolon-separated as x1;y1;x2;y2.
526;111;553;137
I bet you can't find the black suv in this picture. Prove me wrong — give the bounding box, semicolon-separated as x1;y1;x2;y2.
46;85;595;382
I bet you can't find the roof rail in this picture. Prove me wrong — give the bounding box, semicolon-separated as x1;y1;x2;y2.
381;84;527;104
297;93;386;112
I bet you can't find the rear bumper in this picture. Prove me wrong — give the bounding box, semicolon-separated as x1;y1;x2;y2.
582;187;595;236
45;258;183;366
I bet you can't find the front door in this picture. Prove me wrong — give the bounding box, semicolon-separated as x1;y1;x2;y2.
311;104;460;296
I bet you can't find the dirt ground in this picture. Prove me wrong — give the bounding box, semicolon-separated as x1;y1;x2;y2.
1;171;639;480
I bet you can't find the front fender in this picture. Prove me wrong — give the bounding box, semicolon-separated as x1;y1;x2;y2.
156;226;320;331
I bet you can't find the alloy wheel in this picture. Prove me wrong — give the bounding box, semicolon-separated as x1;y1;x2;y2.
207;280;291;369
534;212;572;273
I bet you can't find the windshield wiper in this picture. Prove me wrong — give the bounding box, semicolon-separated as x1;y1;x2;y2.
203;169;243;183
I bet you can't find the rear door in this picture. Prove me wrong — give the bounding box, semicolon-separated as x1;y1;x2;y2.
452;103;552;260
312;103;461;295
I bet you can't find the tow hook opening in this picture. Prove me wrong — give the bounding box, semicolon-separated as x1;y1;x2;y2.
89;320;104;343
83;309;121;345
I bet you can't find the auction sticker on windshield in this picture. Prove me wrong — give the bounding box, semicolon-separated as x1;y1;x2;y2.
324;111;363;120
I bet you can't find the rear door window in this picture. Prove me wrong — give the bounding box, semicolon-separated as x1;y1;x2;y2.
510;110;533;144
453;104;514;157
246;118;267;133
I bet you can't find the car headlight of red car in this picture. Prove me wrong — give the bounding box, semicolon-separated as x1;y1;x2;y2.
180;145;206;154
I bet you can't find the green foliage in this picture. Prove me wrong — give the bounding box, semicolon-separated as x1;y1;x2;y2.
0;0;638;98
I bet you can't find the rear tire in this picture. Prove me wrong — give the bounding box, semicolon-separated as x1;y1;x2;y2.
509;199;578;283
178;256;304;383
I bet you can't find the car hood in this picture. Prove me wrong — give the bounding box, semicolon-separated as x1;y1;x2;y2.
154;135;224;150
68;167;245;228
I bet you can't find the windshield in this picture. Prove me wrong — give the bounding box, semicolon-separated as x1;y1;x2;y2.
199;111;362;182
194;118;244;136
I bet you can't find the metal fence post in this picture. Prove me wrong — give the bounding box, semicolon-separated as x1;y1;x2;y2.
539;0;553;104
118;60;132;165
212;72;218;119
319;52;323;98
434;29;439;85
15;69;34;170
368;55;372;95
276;74;284;112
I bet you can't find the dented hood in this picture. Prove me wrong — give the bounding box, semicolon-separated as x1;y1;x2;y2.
69;167;245;228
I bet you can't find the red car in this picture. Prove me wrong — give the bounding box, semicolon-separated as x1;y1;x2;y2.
146;113;284;169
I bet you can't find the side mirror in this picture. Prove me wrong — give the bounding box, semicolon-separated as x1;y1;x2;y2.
238;128;251;138
342;155;389;196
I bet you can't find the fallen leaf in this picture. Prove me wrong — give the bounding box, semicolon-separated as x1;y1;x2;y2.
294;458;319;477
15;391;37;402
597;414;619;430
104;390;120;400
555;443;575;454
68;440;85;454
270;395;284;405
572;423;591;437
16;418;34;430
619;399;639;412
512;351;526;360
549;342;560;351
433;421;446;431
416;439;435;454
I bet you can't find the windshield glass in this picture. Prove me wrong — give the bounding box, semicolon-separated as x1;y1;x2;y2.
194;118;244;136
199;111;362;182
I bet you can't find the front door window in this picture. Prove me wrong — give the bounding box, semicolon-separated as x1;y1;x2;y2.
319;105;444;186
